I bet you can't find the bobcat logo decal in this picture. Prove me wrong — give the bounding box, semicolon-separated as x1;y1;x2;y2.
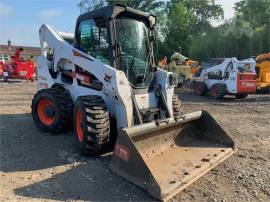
104;73;112;83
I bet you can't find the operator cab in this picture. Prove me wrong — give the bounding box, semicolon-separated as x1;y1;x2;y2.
74;4;157;88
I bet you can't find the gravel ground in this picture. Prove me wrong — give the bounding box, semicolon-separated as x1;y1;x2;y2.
0;80;269;202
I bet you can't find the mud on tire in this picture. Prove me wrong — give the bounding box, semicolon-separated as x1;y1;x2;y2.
74;95;110;155
172;94;183;117
31;87;74;134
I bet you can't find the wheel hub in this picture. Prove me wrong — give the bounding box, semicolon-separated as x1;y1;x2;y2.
37;98;55;126
44;106;54;117
212;87;218;96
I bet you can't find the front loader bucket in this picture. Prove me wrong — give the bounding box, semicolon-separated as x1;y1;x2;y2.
110;111;235;201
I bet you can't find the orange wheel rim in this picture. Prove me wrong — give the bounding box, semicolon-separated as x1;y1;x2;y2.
37;98;55;125
212;87;218;96
76;107;84;142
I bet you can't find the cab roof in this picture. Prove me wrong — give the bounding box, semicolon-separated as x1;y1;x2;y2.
77;4;156;28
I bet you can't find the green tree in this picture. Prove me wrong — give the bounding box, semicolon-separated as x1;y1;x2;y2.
234;0;270;52
180;0;223;32
164;1;195;56
78;0;164;13
78;0;107;13
107;0;164;12
189;0;270;61
162;0;223;58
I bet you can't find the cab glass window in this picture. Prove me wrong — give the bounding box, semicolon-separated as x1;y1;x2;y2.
208;69;222;80
77;18;110;65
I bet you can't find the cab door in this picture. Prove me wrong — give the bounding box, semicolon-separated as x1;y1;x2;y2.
76;17;112;66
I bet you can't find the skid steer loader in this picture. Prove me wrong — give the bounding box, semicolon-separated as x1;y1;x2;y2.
32;4;235;201
193;58;256;99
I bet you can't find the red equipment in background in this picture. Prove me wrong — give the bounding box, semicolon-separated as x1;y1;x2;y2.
0;48;35;81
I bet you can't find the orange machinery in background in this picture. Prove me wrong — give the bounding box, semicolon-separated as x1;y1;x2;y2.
255;52;270;91
0;48;35;81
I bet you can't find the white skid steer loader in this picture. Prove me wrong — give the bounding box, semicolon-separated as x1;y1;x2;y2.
193;58;257;99
32;4;235;201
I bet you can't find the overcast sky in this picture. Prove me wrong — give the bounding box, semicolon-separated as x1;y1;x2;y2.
0;0;240;47
215;0;240;24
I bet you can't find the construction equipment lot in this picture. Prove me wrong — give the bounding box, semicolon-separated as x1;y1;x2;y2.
0;80;269;202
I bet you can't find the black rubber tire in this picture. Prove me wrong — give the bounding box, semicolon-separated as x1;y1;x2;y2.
194;81;207;96
74;95;110;155
210;84;227;99
177;82;183;88
31;87;74;134
172;94;183;117
190;80;196;89
234;94;248;99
